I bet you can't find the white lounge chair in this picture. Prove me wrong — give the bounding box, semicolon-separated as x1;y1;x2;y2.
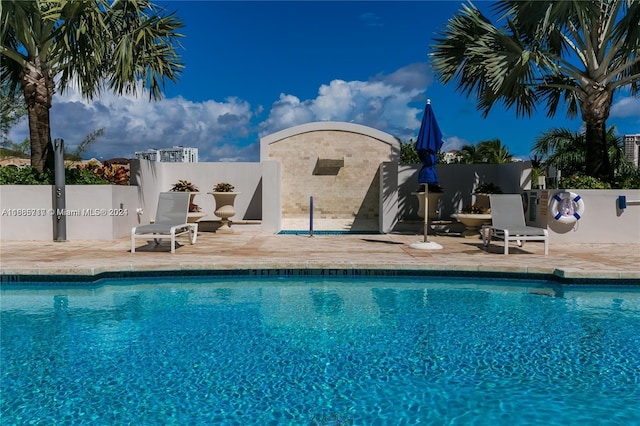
482;194;549;255
131;192;197;254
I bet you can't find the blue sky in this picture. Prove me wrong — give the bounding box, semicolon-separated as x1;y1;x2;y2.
9;1;640;161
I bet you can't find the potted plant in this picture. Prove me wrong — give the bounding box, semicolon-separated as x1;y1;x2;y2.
473;182;503;195
473;182;502;211
212;182;234;193
208;182;240;233
170;180;204;221
461;204;490;214
452;204;492;238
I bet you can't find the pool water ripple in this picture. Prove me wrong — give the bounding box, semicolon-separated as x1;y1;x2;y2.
2;277;640;425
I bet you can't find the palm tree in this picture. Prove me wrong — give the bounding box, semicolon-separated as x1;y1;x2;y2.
533;128;587;177
533;126;627;179
459;144;480;164
477;139;513;163
431;0;640;184
0;0;184;172
0;88;26;146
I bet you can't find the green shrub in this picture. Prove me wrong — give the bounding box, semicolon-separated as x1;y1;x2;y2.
65;168;111;184
561;174;611;189
0;166;51;184
0;166;110;185
615;169;640;189
399;141;420;164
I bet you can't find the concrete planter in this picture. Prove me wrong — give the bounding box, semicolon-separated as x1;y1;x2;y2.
208;192;240;233
451;213;492;238
412;192;443;220
185;192;205;223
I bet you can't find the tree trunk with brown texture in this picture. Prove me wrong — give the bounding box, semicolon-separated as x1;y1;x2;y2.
581;85;613;184
22;63;55;172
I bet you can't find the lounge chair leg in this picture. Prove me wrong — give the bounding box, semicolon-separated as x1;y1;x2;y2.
504;230;510;255
190;224;198;244
544;230;549;256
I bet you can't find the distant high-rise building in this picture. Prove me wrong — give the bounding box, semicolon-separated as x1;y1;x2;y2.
623;134;640;167
135;146;198;163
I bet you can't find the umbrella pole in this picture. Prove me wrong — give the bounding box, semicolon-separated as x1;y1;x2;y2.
423;187;429;242
409;184;443;250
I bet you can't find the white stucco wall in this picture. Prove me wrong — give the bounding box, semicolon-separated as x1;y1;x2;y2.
130;159;265;224
398;162;532;220
0;185;139;240
2;148;637;244
526;189;640;244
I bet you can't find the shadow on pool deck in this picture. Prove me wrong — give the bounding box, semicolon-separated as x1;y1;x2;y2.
1;226;638;282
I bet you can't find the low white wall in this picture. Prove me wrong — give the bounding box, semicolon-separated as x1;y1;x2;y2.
525;189;640;244
3;162;637;244
0;185;140;240
398;162;532;220
130;159;264;224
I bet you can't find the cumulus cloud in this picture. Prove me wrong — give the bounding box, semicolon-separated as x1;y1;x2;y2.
7;63;446;162
8;83;254;161
441;136;469;153
610;96;640;119
379;62;433;92
259;63;434;141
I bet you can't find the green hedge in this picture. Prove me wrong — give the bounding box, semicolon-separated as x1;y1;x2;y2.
0;166;110;185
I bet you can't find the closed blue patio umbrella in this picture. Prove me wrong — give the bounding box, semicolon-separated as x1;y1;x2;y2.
410;100;444;250
416;100;443;189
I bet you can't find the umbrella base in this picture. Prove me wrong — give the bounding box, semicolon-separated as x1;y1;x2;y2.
409;241;443;250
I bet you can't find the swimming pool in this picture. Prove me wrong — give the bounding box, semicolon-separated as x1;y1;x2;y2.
2;276;639;424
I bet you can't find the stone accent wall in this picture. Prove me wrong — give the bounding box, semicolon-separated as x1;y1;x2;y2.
266;124;397;230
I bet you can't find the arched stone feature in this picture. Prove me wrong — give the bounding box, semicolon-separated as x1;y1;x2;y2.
260;121;400;231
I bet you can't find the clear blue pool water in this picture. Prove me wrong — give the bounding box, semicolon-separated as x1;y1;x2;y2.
1;276;639;425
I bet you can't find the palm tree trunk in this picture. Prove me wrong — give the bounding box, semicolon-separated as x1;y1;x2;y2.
22;65;55;172
581;87;613;184
26;102;54;172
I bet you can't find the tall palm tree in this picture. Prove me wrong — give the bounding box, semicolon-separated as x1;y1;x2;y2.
0;0;184;172
431;0;640;184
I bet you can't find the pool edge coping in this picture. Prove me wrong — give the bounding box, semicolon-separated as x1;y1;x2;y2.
2;265;639;286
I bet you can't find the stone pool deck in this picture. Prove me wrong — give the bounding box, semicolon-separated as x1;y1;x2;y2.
1;226;638;283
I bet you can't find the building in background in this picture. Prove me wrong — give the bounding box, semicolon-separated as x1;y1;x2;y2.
135;146;198;163
623;134;640;167
442;150;462;164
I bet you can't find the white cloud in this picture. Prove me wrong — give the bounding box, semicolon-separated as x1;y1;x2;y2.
259;63;434;141
441;136;469;153
610;96;640;119
9;83;254;161
380;62;433;92
7;63;448;162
